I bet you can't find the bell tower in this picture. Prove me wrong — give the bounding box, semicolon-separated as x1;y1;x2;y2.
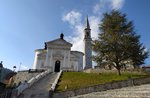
84;16;92;69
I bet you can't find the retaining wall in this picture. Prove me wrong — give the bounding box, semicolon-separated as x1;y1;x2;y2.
14;71;40;86
51;77;150;98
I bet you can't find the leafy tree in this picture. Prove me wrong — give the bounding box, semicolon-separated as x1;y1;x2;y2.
93;10;149;75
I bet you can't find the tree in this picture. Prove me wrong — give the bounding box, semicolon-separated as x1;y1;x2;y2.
92;10;149;75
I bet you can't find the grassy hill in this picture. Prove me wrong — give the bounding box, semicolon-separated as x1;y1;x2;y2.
56;71;149;91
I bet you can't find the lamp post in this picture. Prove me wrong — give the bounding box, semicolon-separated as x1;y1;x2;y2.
13;66;16;72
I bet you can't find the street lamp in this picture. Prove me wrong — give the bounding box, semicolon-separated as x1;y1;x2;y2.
13;66;16;72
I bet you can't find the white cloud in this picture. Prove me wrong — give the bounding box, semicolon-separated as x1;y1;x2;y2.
62;0;125;53
111;0;125;10
65;23;84;52
93;3;101;14
62;11;100;52
93;0;125;14
89;16;100;40
93;0;106;14
17;64;29;71
62;11;82;26
62;10;84;52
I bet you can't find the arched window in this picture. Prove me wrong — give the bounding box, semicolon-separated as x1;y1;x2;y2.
86;32;89;37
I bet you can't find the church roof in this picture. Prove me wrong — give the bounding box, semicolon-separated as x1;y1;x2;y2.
46;38;72;47
35;49;48;54
71;51;84;55
71;51;84;58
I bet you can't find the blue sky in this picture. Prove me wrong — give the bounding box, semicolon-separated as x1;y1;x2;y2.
0;0;150;70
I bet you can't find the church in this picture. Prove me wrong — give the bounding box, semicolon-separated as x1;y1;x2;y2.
33;17;92;72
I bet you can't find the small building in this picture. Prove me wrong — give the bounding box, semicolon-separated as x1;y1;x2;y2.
142;66;150;72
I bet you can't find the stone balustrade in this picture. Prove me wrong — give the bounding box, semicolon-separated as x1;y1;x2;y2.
11;70;51;98
51;70;63;91
16;81;28;96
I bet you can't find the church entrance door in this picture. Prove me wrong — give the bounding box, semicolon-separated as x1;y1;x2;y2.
55;60;60;72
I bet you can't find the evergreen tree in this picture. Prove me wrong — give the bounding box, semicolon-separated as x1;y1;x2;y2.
93;10;149;75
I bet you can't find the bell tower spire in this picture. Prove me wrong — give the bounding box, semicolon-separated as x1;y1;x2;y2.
84;16;92;69
84;16;91;39
85;15;90;29
85;16;90;29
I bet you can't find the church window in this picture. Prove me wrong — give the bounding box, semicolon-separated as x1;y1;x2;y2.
86;32;89;37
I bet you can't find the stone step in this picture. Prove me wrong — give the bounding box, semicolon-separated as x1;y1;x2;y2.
70;84;150;98
18;72;58;98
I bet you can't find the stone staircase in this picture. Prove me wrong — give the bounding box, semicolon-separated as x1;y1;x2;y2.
71;84;150;98
14;71;40;86
18;72;58;98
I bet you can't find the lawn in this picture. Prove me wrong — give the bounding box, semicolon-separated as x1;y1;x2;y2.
56;71;149;91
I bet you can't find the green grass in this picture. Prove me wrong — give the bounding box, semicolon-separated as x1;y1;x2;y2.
56;71;149;91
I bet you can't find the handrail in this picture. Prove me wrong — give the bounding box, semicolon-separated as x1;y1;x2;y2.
14;69;51;97
51;70;63;91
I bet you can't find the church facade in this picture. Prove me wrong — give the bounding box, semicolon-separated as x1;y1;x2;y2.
33;17;92;72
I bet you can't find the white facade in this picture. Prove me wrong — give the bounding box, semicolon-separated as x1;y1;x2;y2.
33;38;84;72
33;17;92;72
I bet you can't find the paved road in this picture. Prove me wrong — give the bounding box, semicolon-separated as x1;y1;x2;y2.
71;84;150;98
18;73;58;98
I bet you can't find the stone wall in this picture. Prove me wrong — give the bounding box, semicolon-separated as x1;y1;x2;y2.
11;70;51;98
14;70;43;86
51;77;150;98
83;68;117;73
